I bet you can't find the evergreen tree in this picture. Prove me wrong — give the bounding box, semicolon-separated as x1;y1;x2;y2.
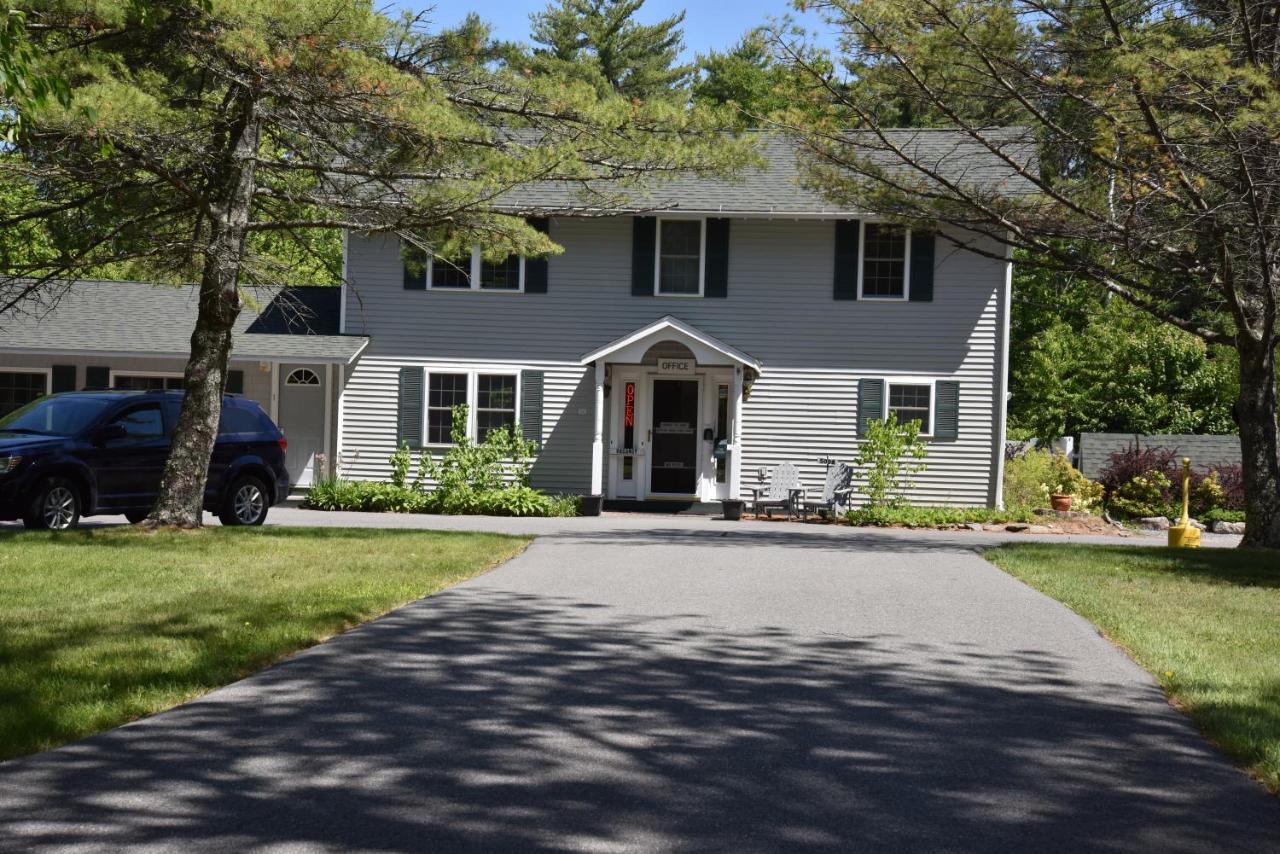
692;30;792;123
529;0;693;98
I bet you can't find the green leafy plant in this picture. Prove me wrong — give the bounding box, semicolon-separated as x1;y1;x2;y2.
1200;507;1245;526
388;442;413;490
1003;448;1103;512
844;505;1036;527
1108;471;1176;519
853;418;928;508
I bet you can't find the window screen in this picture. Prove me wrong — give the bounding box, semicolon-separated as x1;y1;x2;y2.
888;383;931;433
862;224;907;298
658;220;702;295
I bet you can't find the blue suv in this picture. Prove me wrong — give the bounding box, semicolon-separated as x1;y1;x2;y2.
0;390;290;530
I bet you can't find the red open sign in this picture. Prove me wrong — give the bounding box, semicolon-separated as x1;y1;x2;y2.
624;382;635;427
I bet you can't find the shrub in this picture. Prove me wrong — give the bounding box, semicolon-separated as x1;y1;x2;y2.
1002;448;1103;511
1108;470;1176;519
854;418;928;508
1201;507;1246;526
1098;443;1180;498
305;408;576;518
844;505;1036;527
1098;443;1245;516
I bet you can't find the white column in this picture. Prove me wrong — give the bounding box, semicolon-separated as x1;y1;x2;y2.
729;365;745;499
590;359;605;496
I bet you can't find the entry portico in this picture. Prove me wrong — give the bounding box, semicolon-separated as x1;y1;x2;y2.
580;316;763;503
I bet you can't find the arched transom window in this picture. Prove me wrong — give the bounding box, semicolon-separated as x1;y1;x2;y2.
285;368;321;387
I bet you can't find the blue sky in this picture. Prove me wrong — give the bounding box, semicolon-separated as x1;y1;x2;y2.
402;1;828;60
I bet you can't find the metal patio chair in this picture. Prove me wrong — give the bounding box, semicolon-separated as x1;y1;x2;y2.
748;462;804;519
798;459;853;520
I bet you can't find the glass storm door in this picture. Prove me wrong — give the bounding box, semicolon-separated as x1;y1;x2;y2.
649;379;700;495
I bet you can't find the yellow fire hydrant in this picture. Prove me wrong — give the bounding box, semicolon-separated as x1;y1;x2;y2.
1168;457;1201;549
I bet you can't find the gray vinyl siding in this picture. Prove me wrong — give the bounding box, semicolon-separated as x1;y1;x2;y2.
340;217;1008;506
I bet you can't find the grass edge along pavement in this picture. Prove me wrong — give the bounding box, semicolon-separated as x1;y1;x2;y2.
986;542;1280;794
0;526;529;761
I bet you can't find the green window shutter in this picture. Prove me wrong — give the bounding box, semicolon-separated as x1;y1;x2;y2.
397;366;424;447
226;370;244;394
524;217;550;293
86;366;110;389
934;380;960;439
704;218;730;298
857;378;884;438
834;220;860;300
631;217;656;296
51;365;77;393
403;240;426;290
908;229;936;302
520;369;544;449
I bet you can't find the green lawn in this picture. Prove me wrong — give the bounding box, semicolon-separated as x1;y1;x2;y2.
0;526;528;761
986;544;1280;792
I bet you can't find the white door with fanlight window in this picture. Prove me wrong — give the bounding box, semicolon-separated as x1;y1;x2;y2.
278;365;326;487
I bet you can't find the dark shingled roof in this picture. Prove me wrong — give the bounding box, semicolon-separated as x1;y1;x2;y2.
494;128;1037;215
0;280;365;363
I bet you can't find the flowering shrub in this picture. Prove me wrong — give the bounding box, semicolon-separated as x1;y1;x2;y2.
1003;448;1103;511
1098;443;1245;517
1108;471;1176;519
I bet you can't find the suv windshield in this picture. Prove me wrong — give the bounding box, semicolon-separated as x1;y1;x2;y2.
0;396;115;436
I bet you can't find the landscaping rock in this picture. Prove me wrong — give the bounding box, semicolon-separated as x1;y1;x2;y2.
1005;523;1030;533
1139;516;1171;531
1189;519;1206;531
1029;525;1052;534
1212;521;1247;535
966;523;985;532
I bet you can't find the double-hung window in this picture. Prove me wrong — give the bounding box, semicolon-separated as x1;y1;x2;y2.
859;223;910;300
887;382;932;434
403;241;525;292
655;219;704;296
475;375;517;441
424;370;520;445
427;373;468;444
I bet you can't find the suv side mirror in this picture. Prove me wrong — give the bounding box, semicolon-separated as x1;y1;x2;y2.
97;423;128;446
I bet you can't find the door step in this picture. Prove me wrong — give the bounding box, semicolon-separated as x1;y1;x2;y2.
604;499;723;516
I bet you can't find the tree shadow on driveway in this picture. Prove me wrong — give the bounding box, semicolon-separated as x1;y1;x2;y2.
1;587;1277;854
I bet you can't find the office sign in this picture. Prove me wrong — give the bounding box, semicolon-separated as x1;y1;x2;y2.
656;358;695;376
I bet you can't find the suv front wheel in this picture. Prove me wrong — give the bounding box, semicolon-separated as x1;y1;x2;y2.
24;477;82;531
219;475;269;526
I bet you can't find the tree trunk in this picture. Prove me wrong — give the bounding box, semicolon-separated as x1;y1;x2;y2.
147;99;262;527
1235;335;1280;549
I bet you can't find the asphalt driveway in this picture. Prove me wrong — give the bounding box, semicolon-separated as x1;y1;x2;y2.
1;523;1276;852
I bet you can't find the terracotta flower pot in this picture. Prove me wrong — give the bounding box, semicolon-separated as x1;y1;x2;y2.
1050;493;1074;512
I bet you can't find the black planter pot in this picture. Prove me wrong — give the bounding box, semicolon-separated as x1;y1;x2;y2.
581;495;604;517
722;499;745;521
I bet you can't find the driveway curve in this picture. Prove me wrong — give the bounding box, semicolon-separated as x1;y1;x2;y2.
1;522;1277;853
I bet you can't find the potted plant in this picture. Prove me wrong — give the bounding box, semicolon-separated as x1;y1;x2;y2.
722;498;745;521
1050;493;1074;512
580;494;604;516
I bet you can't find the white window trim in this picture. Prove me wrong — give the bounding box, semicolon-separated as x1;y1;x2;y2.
856;221;912;302
422;367;521;447
653;217;707;298
0;367;52;396
285;367;322;388
108;370;183;389
881;377;936;438
426;246;526;293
